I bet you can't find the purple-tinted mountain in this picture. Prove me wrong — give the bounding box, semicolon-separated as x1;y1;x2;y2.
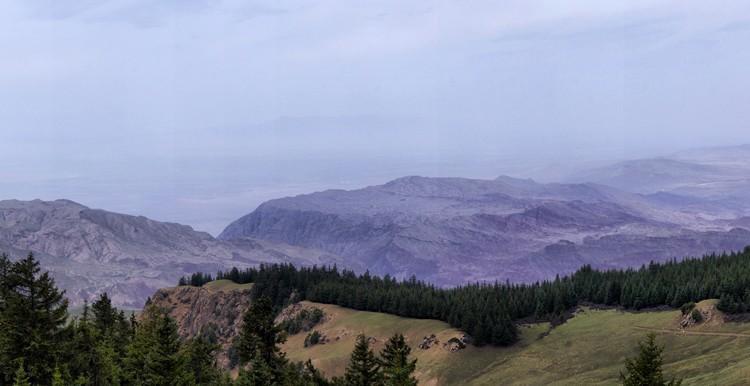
568;145;750;214
5;146;750;304
220;175;750;286
0;199;339;307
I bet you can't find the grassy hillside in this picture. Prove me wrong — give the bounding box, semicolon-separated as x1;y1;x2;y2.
201;279;254;292
282;300;750;385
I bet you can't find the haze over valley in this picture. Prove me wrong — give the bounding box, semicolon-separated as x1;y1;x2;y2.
3;145;750;307
5;1;750;384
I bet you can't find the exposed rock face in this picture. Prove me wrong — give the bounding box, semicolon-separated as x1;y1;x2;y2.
0;199;336;307
418;334;439;350
220;175;750;286
147;283;253;369
677;300;724;329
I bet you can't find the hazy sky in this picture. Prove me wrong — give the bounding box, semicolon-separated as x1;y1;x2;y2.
1;0;749;234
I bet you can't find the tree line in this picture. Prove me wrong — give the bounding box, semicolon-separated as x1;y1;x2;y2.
0;253;234;385
0;252;420;385
181;246;750;347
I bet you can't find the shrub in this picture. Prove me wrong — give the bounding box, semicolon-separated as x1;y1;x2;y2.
280;308;325;335
304;331;322;347
680;302;695;315
690;308;703;323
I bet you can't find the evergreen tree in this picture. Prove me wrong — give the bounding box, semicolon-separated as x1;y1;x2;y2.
123;306;183;385
51;366;66;386
145;311;183;385
94;338;123;386
0;253;69;384
0;252;232;385
301;359;330;386
345;334;382;386
67;300;124;385
68;309;98;384
620;334;682;386
235;351;275;386
92;292;118;335
12;361;30;386
0;253;9;304
379;334;417;386
113;310;134;357
0;254;11;383
237;296;287;375
178;335;223;385
194;248;750;347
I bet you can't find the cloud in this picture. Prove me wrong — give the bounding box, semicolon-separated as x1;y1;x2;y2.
1;0;749;231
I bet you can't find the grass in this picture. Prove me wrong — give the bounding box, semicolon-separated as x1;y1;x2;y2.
199;279;253;292
282;300;750;385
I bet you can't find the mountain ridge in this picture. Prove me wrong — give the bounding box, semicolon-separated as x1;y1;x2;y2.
0;199;337;307
220;173;750;286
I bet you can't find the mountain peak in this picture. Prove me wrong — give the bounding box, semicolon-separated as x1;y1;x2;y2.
0;199;329;307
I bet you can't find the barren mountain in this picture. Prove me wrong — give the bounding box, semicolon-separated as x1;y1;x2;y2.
567;145;750;214
220;175;750;285
5;147;750;304
0;199;338;307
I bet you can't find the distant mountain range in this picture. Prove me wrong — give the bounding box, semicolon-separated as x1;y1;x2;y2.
566;145;750;205
3;145;750;306
219;173;750;286
0;199;341;307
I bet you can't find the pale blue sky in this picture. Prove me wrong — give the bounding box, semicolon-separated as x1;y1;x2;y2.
1;0;749;233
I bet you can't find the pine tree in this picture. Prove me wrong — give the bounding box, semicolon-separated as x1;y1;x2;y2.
68;299;124;385
0;253;9;303
0;254;69;384
235;350;275;386
12;361;30;386
145;312;183;385
345;334;382;386
92;292;117;335
68;314;98;384
94;339;123;386
51;366;66;386
123;306;183;385
620;334;682;386
0;254;10;383
301;359;330;386
379;334;417;386
178;335;222;385
237;296;287;375
113;310;133;357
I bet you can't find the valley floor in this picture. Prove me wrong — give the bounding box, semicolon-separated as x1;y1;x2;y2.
282;300;750;385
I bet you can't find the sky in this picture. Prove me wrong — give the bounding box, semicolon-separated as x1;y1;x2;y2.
1;0;749;234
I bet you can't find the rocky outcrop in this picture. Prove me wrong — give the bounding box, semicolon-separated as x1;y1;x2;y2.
418;334;439;350
677;300;724;330
443;337;467;353
147;283;253;369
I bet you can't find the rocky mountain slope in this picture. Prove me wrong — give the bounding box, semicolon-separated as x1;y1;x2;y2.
0;199;338;307
220;174;750;285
